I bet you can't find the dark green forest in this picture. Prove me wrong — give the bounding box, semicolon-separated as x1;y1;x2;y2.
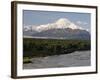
23;38;90;59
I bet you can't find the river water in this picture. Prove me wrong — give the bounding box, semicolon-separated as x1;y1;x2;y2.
23;51;90;69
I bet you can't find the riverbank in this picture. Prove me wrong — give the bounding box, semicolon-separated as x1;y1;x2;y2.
23;51;90;69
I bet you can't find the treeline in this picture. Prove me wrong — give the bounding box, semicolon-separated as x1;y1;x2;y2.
23;38;90;57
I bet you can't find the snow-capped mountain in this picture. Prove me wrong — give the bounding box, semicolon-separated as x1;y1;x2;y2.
24;18;90;40
24;18;86;32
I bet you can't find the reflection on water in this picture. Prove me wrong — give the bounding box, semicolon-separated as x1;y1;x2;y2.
23;51;90;69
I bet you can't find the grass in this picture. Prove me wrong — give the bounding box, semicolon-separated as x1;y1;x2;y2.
23;57;32;64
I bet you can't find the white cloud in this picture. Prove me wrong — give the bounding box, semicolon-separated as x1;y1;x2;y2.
76;21;88;25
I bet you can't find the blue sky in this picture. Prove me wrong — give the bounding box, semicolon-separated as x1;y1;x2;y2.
23;10;91;32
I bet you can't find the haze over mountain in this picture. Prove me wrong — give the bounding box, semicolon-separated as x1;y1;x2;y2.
23;18;90;40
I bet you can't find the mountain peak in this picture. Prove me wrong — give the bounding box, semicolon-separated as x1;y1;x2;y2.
55;18;71;28
56;18;70;24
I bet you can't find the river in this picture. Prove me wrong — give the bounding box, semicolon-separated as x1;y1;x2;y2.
23;51;90;69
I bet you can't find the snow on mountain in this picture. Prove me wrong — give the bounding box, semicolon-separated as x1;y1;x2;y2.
24;18;90;40
24;18;86;32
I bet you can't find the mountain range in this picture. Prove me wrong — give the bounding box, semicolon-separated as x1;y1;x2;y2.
23;18;90;40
